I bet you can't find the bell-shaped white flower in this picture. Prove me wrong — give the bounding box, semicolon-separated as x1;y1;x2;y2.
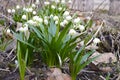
61;0;65;4
28;7;33;12
55;0;60;3
60;22;65;27
35;0;39;4
93;38;100;44
50;14;54;18
55;21;58;24
37;18;43;23
73;17;80;24
32;4;36;8
51;5;56;9
58;7;62;11
66;15;72;21
33;11;36;15
6;29;10;34
16;5;20;9
69;29;77;36
11;9;15;13
44;19;48;25
18;27;24;32
63;11;70;17
22;15;27;20
63;20;68;25
44;1;50;6
7;9;11;13
78;25;85;31
53;16;59;21
27;20;36;25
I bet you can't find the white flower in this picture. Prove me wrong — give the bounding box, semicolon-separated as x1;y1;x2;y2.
55;0;60;3
86;16;91;20
27;20;36;25
63;11;70;17
53;16;59;21
69;29;77;35
11;9;15;13
37;18;43;23
68;0;72;3
51;5;55;9
32;4;36;8
93;38;100;44
18;27;24;32
24;26;28;32
44;1;50;5
22;15;27;20
78;25;85;31
44;19;48;25
63;20;68;25
33;11;36;15
23;23;28;27
33;16;39;21
50;14;53;18
44;16;48;19
73;17;80;24
6;29;10;34
35;0;39;4
28;7;33;12
58;7;62;11
15;60;18;66
16;5;20;9
55;21;58;24
61;0;65;4
66;15;72;21
60;22;65;27
7;9;11;13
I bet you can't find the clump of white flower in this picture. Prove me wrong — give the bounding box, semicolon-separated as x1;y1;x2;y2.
55;21;58;24
73;17;81;24
27;20;36;25
50;14;54;18
53;16;59;21
11;9;15;13
60;22;65;27
23;7;33;12
7;9;11;13
35;0;39;4
44;19;48;25
16;5;20;9
44;1;50;6
66;15;72;21
22;15;27;20
55;0;60;3
33;16;43;23
78;25;85;31
63;20;68;25
68;0;72;4
61;0;65;4
6;29;11;34
32;4;36;8
28;7;33;12
18;27;24;32
63;11;70;17
58;7;62;11
93;38;100;44
69;29;77;36
33;11;36;15
51;5;56;9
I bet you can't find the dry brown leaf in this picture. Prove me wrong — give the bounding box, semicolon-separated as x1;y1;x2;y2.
47;68;71;80
90;52;117;65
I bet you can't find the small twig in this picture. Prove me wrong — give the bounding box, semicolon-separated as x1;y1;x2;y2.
0;13;15;24
86;21;104;46
7;46;16;58
0;68;10;72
